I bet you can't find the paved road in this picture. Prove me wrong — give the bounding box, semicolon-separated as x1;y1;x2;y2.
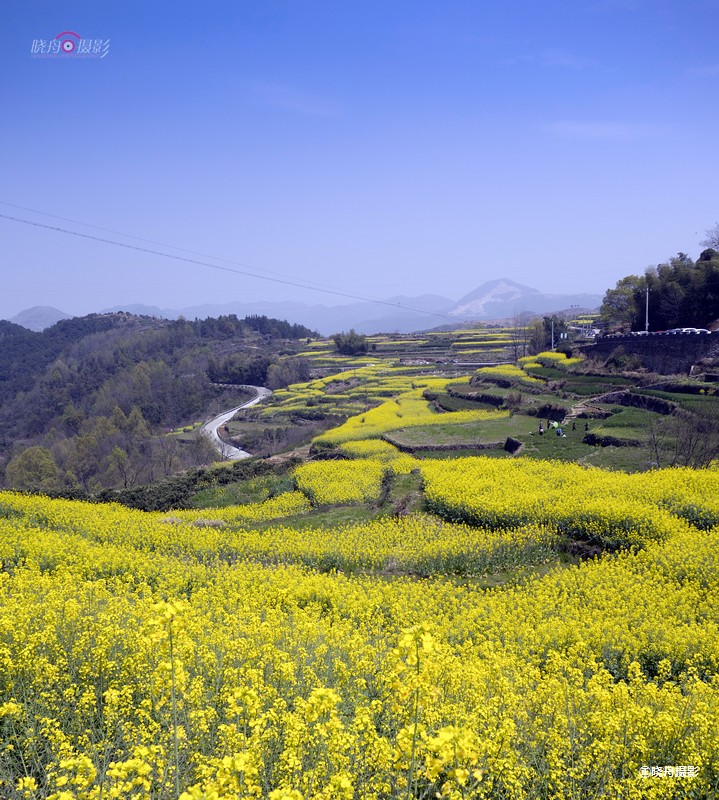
200;385;272;460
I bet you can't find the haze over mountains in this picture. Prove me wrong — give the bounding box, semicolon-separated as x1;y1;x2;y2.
8;306;72;332
8;279;602;334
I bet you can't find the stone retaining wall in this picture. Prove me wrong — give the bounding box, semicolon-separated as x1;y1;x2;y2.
583;332;719;374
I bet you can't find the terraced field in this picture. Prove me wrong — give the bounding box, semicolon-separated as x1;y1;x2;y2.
3;346;719;798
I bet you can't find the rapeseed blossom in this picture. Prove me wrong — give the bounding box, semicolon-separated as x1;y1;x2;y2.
2;447;719;797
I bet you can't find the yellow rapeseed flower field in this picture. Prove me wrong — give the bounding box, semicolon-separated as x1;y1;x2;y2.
2;391;719;800
474;364;543;385
314;386;508;446
293;459;387;505
420;456;719;547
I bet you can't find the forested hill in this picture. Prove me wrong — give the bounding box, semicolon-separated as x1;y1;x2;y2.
0;314;125;405
601;248;719;331
0;312;315;492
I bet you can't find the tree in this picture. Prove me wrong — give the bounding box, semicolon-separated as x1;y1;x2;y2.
527;319;546;355
658;281;686;328
509;311;532;360
331;330;368;355
645;406;719;469
208;354;272;386
600;275;643;331
61;402;84;435
110;446;132;489
543;315;567;349
152;436;182;478
265;357;311;389
601;249;719;332
4;446;61;492
701;223;719;251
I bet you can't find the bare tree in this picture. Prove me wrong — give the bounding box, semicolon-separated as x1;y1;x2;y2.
701;222;719;251
509;310;532;361
189;433;223;467
645;404;719;469
217;438;236;461
645;410;672;468
673;408;719;468
152;436;182;478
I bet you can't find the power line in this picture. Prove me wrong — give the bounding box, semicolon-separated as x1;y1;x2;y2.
0;211;454;321
0;200;361;296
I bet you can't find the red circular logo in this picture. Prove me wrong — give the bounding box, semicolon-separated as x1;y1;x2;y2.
55;31;81;54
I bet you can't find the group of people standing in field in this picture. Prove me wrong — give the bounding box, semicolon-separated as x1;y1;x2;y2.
538;419;589;438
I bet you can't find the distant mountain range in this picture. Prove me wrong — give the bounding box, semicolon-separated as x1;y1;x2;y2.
6;279;602;335
448;279;602;320
8;306;72;332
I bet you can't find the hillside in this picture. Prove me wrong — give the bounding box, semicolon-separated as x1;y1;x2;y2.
1;350;719;796
0;312;315;492
8;305;72;331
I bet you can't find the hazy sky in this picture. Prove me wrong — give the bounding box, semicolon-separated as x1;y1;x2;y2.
2;0;718;320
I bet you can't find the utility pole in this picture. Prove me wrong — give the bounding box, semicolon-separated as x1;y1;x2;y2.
551;317;555;350
645;284;650;332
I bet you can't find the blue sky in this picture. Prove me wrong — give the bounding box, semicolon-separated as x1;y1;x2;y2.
2;0;718;319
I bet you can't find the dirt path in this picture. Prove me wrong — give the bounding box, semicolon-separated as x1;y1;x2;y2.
564;397;605;420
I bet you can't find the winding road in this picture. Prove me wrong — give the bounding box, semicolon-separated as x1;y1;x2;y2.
200;385;272;460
